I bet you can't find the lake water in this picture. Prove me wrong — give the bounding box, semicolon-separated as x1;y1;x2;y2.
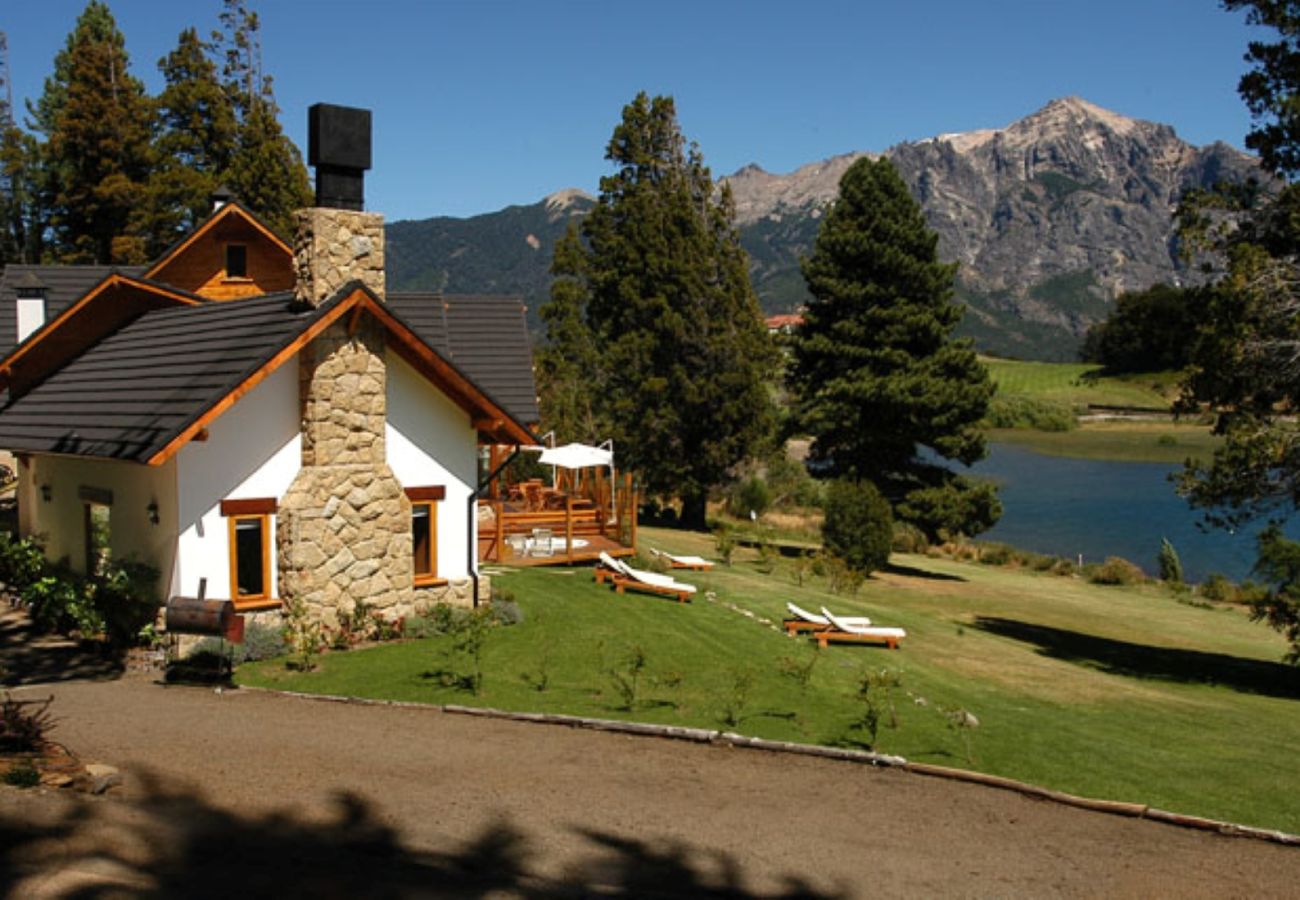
971;443;1287;584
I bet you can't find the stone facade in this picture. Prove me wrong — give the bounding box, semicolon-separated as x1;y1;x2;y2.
293;208;385;307
277;317;413;627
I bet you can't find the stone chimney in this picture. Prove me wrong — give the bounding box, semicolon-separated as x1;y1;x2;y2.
277;104;413;628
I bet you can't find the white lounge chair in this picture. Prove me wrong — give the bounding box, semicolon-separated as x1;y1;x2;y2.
816;607;906;649
597;551;695;603
784;601;871;632
649;548;714;571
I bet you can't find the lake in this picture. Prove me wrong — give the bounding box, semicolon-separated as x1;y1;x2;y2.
972;443;1287;584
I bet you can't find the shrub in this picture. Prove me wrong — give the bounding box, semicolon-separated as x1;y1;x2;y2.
91;558;160;648
0;692;55;752
822;479;893;576
0;533;46;595
1157;538;1184;585
713;526;737;566
978;543;1013;566
726;475;771;519
982;395;1077;432
25;572;102;638
891;523;929;555
1088;556;1146;586
3;762;41;788
492;599;524;627
192;620;286;665
1199;573;1236;602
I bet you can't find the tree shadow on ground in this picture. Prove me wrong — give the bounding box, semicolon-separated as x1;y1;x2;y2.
973;616;1300;699
0;607;124;686
880;562;965;583
0;769;846;898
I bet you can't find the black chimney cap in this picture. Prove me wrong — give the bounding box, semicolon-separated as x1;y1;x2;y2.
308;103;372;210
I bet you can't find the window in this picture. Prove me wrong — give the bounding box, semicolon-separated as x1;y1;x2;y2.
224;243;248;279
406;487;445;586
221;498;276;608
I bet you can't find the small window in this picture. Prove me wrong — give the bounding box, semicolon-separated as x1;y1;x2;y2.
225;243;248;279
406;486;445;586
221;498;276;608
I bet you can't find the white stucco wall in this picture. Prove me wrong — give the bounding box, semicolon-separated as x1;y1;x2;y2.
20;453;178;598
174;362;300;600
386;351;479;580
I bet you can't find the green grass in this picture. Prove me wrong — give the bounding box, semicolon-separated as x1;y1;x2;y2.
983;357;1180;410
239;528;1300;834
988;422;1223;464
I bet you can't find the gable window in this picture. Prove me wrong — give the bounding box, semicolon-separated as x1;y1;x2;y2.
221;498;277;609
406;486;445;586
224;243;248;279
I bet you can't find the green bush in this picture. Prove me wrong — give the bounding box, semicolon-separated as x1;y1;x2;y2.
1198;573;1236;602
726;475;771;519
91;558;160;648
0;533;46;594
25;571;103;638
1087;556;1146;586
982;395;1077;432
891;523;929;554
978;543;1014;566
822;479;893;576
192;620;286;665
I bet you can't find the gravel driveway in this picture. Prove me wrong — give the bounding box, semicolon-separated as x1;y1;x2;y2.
3;660;1299;898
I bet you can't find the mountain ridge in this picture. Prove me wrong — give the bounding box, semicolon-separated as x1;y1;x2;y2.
386;98;1262;360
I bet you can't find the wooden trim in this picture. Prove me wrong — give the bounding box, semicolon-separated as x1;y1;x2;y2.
227;513;272;604
404;485;446;502
0;274;201;380
146;289;367;465
232;596;283;613
143;202;291;280
220;497;277;516
411;498;439;584
147;286;536;465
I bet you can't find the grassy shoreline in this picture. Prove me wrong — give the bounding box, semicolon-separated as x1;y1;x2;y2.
986;421;1221;464
239;528;1300;834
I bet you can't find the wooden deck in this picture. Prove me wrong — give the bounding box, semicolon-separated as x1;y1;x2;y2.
477;531;634;568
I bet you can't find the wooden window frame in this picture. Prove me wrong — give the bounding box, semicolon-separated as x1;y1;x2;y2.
407;486;445;587
222;498;276;610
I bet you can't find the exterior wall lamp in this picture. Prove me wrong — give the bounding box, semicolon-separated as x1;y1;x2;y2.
40;483;52;502
147;500;160;525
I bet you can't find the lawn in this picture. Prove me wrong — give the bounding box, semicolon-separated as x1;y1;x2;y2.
982;356;1180;410
988;421;1222;464
238;527;1300;834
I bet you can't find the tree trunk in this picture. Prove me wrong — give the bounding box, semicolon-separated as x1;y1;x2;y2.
679;492;708;531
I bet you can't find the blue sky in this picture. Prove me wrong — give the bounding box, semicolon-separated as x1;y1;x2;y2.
2;1;1268;222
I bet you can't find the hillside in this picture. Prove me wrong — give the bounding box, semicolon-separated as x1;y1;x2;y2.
386;98;1262;359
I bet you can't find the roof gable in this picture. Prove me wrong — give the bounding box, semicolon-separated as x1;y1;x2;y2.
143;202;293;300
0;285;535;465
0;264;146;354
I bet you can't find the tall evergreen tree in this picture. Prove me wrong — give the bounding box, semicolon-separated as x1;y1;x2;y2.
0;91;41;264
144;27;237;254
212;0;309;236
536;223;601;443
30;1;153;263
541;92;776;529
788;156;998;541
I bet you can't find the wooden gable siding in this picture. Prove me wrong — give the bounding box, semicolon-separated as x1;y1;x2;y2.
148;216;293;301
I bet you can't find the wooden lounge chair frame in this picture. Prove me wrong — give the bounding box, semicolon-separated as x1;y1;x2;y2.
813;630;901;650
611;575;693;604
650;548;714;571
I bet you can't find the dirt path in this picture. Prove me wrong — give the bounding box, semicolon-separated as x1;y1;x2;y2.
3;668;1298;899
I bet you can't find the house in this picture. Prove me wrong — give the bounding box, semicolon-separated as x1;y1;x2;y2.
0;104;538;626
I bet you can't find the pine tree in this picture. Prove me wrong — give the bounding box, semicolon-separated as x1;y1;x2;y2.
30;1;153;263
541;92;776;529
788;156;998;541
212;0;309;236
144;27;237;254
536;223;601;443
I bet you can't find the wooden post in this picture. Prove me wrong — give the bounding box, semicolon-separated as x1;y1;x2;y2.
628;473;638;552
493;500;505;562
488;445;502;500
565;496;575;563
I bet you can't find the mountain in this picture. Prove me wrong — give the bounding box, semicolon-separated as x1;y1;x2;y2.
386;98;1262;360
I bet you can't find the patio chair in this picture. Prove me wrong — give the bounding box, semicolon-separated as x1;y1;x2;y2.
813;606;906;650
782;601;872;634
649;547;714;571
530;528;555;557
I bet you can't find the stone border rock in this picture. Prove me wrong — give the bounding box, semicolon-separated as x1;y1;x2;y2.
240;686;1300;848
